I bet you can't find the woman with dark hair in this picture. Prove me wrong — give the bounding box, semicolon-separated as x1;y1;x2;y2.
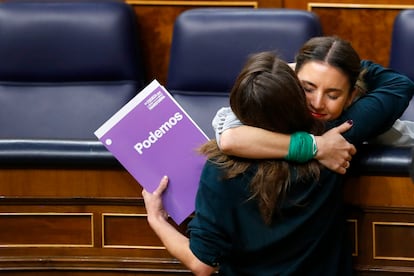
214;36;414;174
143;52;357;275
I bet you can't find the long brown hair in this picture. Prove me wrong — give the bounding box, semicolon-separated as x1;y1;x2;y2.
199;52;324;225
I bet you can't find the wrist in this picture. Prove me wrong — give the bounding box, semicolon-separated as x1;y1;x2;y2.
147;212;169;228
314;136;323;160
309;134;318;157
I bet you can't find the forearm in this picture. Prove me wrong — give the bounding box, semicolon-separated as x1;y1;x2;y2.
219;125;290;158
214;107;355;172
342;61;414;144
220;122;355;174
148;217;215;275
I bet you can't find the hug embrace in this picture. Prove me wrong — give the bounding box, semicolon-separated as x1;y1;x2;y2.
143;36;414;275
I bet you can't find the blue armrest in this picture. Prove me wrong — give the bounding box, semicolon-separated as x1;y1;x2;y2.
0;139;119;167
350;145;414;178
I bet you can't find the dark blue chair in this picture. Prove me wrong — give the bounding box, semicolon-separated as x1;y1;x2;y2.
166;8;322;138
350;9;414;179
390;9;414;120
0;0;145;165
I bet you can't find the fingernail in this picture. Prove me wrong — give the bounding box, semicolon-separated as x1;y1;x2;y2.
347;120;353;125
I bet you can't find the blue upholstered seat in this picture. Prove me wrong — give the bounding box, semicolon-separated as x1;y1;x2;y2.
349;9;414;178
166;8;322;138
390;9;414;120
0;0;145;140
0;0;145;165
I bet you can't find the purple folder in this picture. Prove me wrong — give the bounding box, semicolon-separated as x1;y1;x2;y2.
95;80;209;224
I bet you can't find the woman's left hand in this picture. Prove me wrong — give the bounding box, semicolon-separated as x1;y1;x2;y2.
142;176;169;222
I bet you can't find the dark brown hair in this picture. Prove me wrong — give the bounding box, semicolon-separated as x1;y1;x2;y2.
200;52;324;225
295;36;366;94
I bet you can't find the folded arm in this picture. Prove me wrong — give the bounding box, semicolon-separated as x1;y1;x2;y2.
215;107;356;174
337;60;414;144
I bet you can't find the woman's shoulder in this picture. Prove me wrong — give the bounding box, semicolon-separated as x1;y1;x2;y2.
200;160;252;198
360;60;382;74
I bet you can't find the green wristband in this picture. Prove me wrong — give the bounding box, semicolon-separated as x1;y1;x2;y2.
285;132;317;163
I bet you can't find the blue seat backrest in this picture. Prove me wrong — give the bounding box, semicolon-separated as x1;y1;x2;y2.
389;9;414;120
0;0;145;139
166;8;322;138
